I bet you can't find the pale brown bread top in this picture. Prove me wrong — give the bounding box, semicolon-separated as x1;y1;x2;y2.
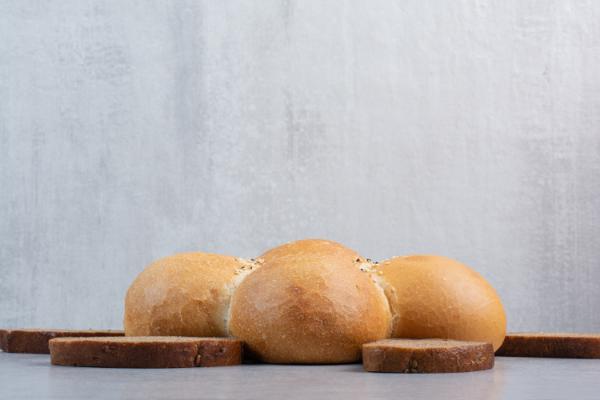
363;338;495;373
228;239;392;364
364;338;492;349
371;255;507;351
124;252;261;337
259;239;366;265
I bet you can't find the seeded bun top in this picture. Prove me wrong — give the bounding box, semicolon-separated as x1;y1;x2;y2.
372;255;506;351
227;239;392;364
124;252;260;337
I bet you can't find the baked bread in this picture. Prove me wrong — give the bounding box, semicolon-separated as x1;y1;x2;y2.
369;255;507;351
122;241;508;364
363;338;494;373
124;252;261;337
228;239;392;364
49;336;243;368
495;332;600;358
0;329;124;354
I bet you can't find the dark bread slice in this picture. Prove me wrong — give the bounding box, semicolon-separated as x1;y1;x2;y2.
363;338;494;373
49;336;243;368
495;332;600;358
0;329;124;354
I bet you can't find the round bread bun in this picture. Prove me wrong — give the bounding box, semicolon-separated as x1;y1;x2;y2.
259;238;365;265
228;239;392;364
371;255;506;351
124;252;260;337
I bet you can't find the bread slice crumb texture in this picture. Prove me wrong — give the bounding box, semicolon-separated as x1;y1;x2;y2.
49;337;243;368
495;332;600;358
363;338;494;373
0;329;124;354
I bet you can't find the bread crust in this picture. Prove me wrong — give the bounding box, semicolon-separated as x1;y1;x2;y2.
259;239;364;266
0;329;124;354
372;255;507;351
363;338;494;373
49;337;243;368
124;252;257;337
228;239;391;364
495;332;600;358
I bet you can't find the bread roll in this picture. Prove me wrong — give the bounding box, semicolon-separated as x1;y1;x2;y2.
259;238;364;265
228;239;392;364
370;255;506;351
124;252;261;337
123;244;507;363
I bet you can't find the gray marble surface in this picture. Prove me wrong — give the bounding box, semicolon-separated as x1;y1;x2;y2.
1;352;599;400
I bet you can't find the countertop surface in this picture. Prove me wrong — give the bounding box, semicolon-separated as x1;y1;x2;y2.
1;352;599;400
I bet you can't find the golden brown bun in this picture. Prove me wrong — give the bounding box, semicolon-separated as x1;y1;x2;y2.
228;239;392;364
259;239;364;265
372;255;506;351
124;252;257;337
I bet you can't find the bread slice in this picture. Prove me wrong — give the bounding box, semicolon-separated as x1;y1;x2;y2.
495;332;600;358
0;329;124;354
49;336;243;368
363;338;494;373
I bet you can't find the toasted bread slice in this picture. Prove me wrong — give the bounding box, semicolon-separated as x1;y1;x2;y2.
495;332;600;358
363;338;494;373
49;336;243;368
0;329;124;354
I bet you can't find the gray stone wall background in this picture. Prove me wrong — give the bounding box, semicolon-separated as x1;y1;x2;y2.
1;1;599;332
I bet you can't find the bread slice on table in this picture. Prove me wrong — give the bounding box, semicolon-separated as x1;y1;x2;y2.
49;337;243;368
495;332;600;358
0;329;124;354
363;338;494;373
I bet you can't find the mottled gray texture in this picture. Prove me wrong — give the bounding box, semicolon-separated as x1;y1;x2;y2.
0;1;599;332
2;353;600;400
